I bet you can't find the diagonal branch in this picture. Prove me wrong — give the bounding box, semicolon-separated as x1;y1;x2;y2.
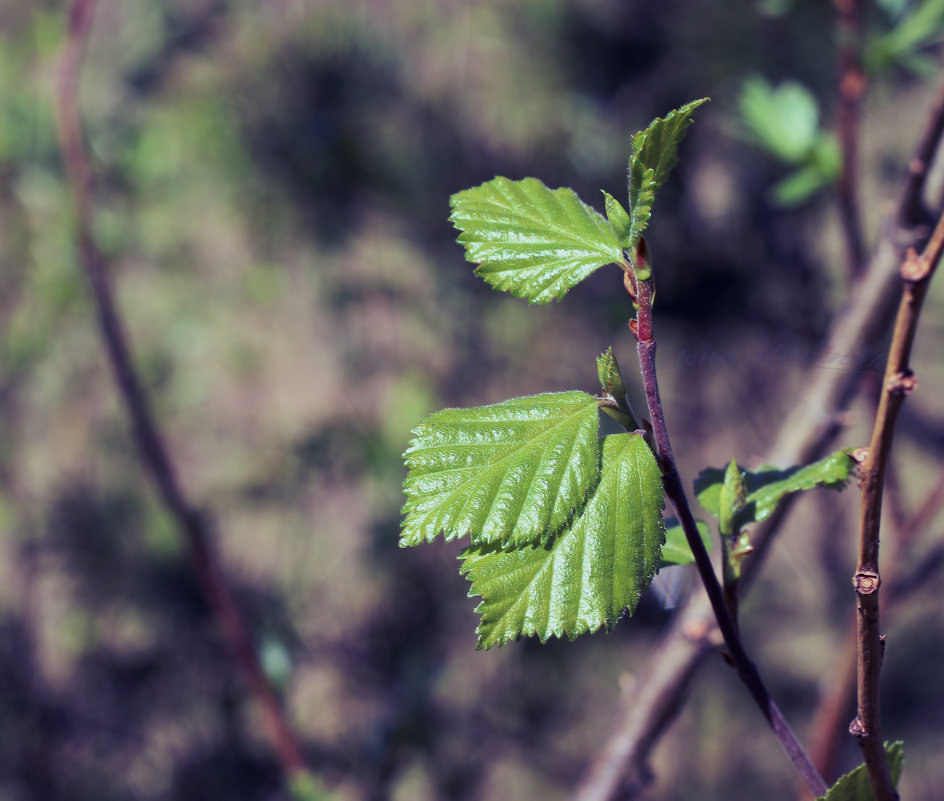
851;207;944;801
54;0;313;787
631;251;827;797
574;72;944;801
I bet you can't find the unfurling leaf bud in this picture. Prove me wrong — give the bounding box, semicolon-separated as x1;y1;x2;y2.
719;459;747;537
603;191;632;247
597;347;628;400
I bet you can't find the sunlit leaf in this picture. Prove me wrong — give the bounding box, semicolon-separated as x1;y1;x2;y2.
626;97;708;247
816;741;904;801
450;177;623;304
461;433;665;648
401;392;601;548
695;449;856;527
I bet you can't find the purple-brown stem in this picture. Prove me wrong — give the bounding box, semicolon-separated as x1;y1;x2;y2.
633;274;828;798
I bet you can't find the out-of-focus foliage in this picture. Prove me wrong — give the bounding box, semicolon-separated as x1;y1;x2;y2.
737;77;840;206
0;1;942;800
868;0;944;75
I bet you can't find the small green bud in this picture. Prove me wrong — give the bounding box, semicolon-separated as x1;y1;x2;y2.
596;347;627;400
603;191;632;247
719;459;747;536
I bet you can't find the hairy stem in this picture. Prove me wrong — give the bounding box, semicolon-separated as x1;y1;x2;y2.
633;277;828;798
852;210;944;800
54;0;312;785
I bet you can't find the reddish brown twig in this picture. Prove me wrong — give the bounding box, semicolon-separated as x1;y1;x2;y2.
851;210;944;800
631;248;828;798
54;0;311;785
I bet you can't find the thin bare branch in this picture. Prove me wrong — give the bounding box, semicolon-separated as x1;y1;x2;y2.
835;0;868;276
54;0;312;786
852;208;944;801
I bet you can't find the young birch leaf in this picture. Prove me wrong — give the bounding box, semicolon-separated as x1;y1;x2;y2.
660;519;712;568
627;98;709;247
449;177;623;304
602;191;632;247
401;392;601;548
815;741;903;801
695;449;856;526
460;432;665;649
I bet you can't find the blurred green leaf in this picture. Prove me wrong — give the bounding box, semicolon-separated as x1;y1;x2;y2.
816;741;904;801
867;0;944;73
660;519;712;567
770;164;834;207
738;78;820;163
461;433;665;648
626;98;709;247
450;177;622;304
401;392;601;548
695;450;856;527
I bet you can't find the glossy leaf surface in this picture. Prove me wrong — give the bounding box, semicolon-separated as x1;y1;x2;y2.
401;392;601;548
627;98;708;247
461;433;665;648
816;741;903;801
450;177;622;304
695;449;856;527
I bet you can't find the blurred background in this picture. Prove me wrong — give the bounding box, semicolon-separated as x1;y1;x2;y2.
2;0;944;799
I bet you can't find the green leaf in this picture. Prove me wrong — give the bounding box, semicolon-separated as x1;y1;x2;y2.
695;449;856;528
738;78;820;163
867;0;944;72
660;518;712;568
597;346;627;400
770;164;833;207
450;177;623;304
816;741;904;801
461;433;665;648
602;191;632;246
401;392;601;548
626;98;708;247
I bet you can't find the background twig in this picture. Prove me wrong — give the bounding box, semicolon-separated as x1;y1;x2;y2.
54;0;312;787
835;0;867;277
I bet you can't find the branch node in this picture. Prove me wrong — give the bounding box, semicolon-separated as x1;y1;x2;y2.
848;716;868;738
900;247;930;282
852;570;881;595
885;370;917;397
